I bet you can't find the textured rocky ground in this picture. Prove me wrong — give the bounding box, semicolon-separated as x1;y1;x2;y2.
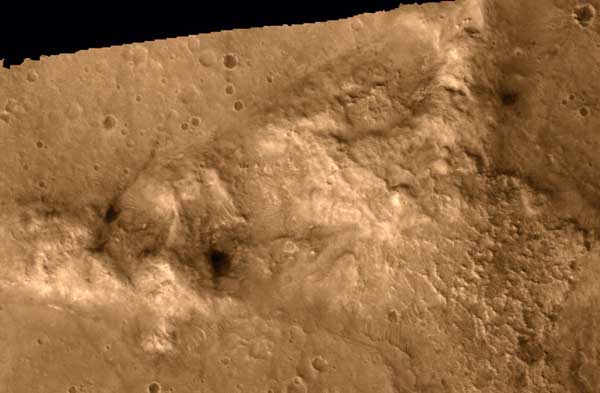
1;0;600;392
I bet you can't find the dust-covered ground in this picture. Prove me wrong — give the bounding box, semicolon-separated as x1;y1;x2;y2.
1;1;600;392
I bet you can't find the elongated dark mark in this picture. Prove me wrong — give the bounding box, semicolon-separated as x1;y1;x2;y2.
500;91;518;106
103;204;119;223
207;249;231;277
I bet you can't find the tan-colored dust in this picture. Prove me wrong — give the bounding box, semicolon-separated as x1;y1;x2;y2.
1;0;600;392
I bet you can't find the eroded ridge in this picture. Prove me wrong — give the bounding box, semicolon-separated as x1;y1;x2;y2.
1;0;600;392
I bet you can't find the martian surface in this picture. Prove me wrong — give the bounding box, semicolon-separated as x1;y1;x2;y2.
1;0;600;392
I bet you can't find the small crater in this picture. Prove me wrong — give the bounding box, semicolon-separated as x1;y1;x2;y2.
351;19;363;31
234;100;245;112
26;70;39;82
208;249;232;277
579;106;590;117
68;387;77;393
287;376;307;393
66;102;83;119
198;49;216;67
181;122;189;130
311;356;329;372
36;140;44;148
148;382;161;393
103;204;119;224
283;240;299;254
387;309;400;323
5;99;24;114
135;95;142;102
225;84;235;95
38;180;47;189
179;85;201;105
223;53;238;69
190;117;201;127
574;3;596;26
266;75;274;83
103;115;117;129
